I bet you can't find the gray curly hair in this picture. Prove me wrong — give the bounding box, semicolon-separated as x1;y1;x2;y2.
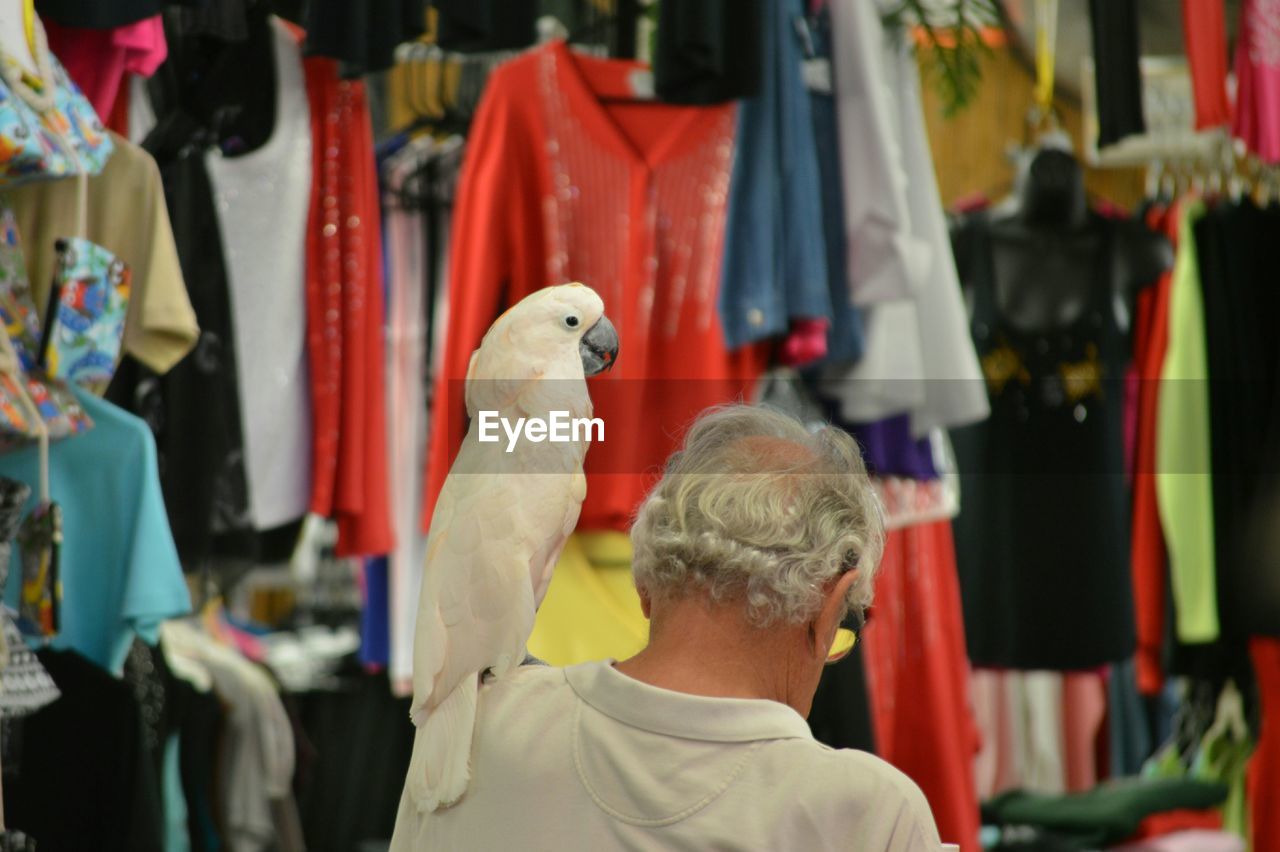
630;404;884;628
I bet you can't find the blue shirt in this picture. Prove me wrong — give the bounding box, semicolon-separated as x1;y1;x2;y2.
2;388;190;672
718;0;834;350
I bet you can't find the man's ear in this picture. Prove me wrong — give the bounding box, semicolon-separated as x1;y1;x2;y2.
638;586;652;620
811;570;860;660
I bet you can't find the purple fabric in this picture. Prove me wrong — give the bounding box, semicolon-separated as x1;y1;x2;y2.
359;557;390;669
850;414;937;479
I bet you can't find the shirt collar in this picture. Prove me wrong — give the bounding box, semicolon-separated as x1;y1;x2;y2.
563;660;814;744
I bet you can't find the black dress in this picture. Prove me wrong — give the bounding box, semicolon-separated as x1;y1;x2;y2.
3;649;163;852
951;215;1136;670
1194;201;1280;639
653;0;763;105
304;0;427;76
1088;0;1147;147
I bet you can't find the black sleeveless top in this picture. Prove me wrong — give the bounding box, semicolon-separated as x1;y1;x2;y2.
950;214;1136;670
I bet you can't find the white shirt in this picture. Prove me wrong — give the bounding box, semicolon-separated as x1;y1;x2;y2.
390;661;940;851
205;16;314;530
821;2;989;436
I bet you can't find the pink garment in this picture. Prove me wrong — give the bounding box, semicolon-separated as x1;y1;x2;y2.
1233;0;1280;163
1061;670;1107;792
971;670;1068;797
779;317;829;366
972;669;1024;798
44;16;167;119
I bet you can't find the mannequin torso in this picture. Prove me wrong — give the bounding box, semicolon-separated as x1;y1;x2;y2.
981;147;1172;336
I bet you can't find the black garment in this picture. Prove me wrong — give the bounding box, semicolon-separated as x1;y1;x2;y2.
808;644;876;753
293;668;415;851
1193;201;1280;639
1088;0;1146;147
653;0;763;104
169;0;251;44
304;0;426;76
157;2;280;157
106;133;254;566
3;649;163;852
950;214;1135;670
431;0;535;52
177;683;225;852
37;0;162;28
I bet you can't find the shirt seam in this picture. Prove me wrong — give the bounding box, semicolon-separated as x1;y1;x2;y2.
570;696;763;827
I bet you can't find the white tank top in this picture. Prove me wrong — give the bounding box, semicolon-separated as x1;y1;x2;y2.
206;16;313;531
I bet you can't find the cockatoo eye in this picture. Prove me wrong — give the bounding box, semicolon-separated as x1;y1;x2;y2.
563;315;580;329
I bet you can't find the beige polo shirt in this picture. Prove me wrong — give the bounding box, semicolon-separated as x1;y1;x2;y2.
6;132;200;377
390;661;940;851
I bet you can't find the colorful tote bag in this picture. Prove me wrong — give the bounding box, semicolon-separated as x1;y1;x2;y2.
0;19;112;186
17;497;60;637
0;208;91;446
39;237;131;385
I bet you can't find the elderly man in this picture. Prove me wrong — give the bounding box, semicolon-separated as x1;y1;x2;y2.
391;404;940;850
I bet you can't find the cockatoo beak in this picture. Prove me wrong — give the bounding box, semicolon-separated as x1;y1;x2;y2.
579;315;619;376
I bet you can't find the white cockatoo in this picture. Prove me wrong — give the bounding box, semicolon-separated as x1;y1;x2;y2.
407;283;618;812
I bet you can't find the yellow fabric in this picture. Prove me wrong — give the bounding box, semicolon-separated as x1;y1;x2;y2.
1033;0;1058;111
5;132;200;378
528;531;649;666
527;530;857;664
22;0;34;58
1155;200;1219;643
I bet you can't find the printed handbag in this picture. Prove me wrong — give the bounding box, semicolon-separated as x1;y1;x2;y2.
0;18;112;186
39;236;130;386
0;209;92;444
16;498;60;637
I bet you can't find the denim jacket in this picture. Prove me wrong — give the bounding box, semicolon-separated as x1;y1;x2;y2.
718;0;835;351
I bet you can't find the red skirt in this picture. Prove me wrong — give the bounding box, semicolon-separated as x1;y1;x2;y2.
862;519;981;852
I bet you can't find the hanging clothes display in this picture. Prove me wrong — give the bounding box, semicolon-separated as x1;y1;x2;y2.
1087;0;1146;147
805;2;864;365
379;134;458;687
861;518;980;852
43;15;167;118
430;0;536;53
1181;0;1231;129
0;476;57;718
301;49;392;558
652;0;763;105
1191;200;1280;639
206;15;313;533
1248;638;1280;852
423;40;768;532
7;131;199;378
0;387;189;673
819;3;987;436
717;0;831;353
0;26;114;188
3;647;165;851
951;211;1138;670
106;130;255;563
36;0;162;29
826;0;928;308
1131;204;1176;694
1155;200;1219;645
1233;0;1280;163
302;0;426;76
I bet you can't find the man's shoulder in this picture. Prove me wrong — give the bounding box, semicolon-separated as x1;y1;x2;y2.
478;663;571;710
762;741;939;839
